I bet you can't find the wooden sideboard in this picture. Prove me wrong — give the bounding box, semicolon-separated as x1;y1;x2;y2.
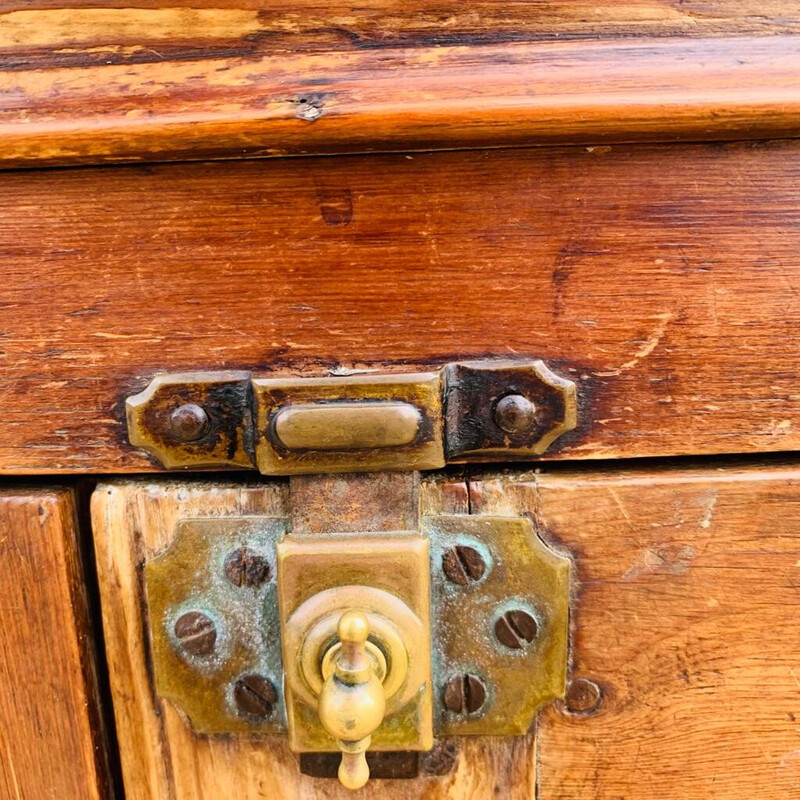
1;4;799;799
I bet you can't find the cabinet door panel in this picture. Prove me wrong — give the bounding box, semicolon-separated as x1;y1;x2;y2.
0;487;111;800
471;463;800;799
92;465;800;799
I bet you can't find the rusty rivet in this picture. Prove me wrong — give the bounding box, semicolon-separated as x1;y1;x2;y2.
169;403;210;442
564;678;603;715
494;608;538;650
234;674;278;718
494;394;536;434
224;547;270;588
174;611;217;656
442;544;486;585
443;674;487;715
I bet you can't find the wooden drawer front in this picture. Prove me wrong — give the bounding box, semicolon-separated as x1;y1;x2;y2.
0;488;111;799
2;140;800;474
93;463;800;799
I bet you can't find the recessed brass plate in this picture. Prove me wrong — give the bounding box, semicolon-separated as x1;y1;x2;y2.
253;373;445;475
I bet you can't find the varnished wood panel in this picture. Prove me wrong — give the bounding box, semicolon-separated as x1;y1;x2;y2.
91;477;536;799
1;34;799;167
0;487;110;800
3;0;798;62
3;141;800;472
471;463;800;798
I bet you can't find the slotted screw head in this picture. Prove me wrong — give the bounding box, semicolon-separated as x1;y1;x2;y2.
234;674;278;718
169;403;210;442
174;611;217;656
494;394;536;434
494;608;538;650
224;547;270;588
443;674;487;715
442;544;486;585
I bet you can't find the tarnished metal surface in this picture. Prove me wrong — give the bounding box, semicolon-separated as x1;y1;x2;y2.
444;360;577;460
126;360;576;472
127;371;254;470
277;533;433;753
146;517;287;734
273;402;422;450
144;480;572;756
425;514;571;735
253;372;444;475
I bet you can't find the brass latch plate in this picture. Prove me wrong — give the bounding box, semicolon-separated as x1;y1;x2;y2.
126;360;577;474
144;512;570;741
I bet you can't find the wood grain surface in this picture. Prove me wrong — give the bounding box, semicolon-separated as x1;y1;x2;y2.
472;462;800;798
3;141;800;472
0;487;111;800
1;32;799;167
3;1;799;60
91;477;536;800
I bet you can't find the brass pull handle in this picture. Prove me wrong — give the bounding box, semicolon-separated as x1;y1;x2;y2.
317;611;386;790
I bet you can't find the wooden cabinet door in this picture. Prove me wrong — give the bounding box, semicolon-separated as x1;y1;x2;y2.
0;487;112;800
91;463;800;799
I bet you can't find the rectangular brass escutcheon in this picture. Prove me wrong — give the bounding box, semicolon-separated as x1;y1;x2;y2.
255;373;444;474
277;532;434;753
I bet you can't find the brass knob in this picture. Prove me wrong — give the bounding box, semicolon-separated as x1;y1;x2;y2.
317;610;386;790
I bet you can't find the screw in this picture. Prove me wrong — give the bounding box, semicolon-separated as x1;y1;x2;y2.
564;678;603;715
442;544;486;585
174;611;217;656
234;674;278;718
494;394;536;434
494;608;538;649
224;547;270;588
169;403;210;442
443;674;487;715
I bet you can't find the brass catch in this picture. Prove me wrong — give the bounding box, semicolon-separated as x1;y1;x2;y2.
145;479;571;790
126;359;577;474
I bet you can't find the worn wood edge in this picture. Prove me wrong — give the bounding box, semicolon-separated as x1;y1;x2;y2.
2;35;800;169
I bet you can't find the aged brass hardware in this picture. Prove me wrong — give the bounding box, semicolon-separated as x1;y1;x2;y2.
272;402;421;450
126;359;577;473
317;611;388;789
143;473;572;789
278;533;433;758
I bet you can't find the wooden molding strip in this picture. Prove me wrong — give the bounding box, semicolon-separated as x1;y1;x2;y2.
0;35;799;168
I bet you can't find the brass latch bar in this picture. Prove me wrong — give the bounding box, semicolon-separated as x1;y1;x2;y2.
126;360;576;474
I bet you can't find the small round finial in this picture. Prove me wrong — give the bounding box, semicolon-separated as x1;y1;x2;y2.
338;610;370;645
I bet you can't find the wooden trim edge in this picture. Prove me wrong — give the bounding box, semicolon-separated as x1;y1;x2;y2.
1;35;799;168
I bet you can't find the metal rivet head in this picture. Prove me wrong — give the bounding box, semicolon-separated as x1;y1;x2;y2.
169;403;210;442
443;674;487;715
174;611;217;656
494;609;538;649
442;544;486;585
493;394;536;433
224;547;270;588
564;678;603;715
234;674;278;718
